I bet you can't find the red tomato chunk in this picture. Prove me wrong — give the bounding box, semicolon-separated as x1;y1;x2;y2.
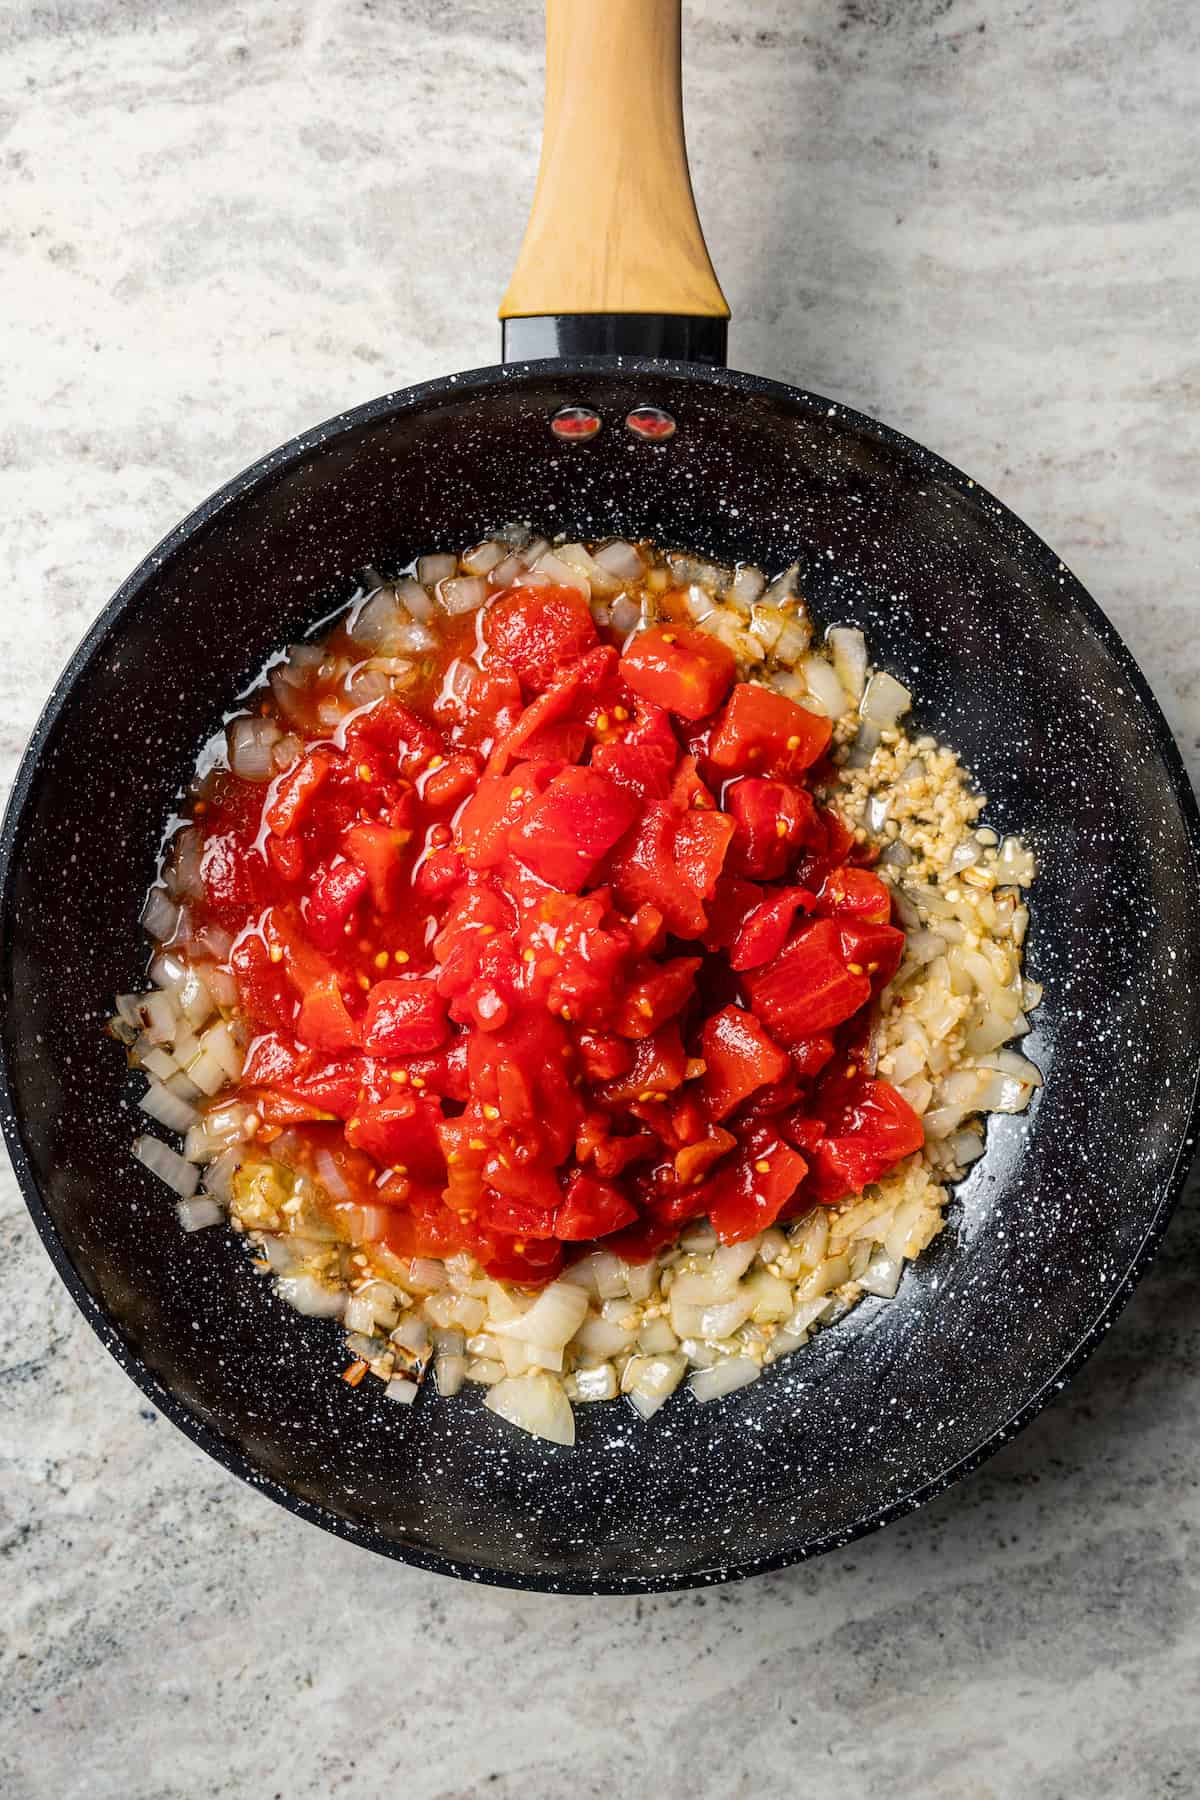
192;580;920;1272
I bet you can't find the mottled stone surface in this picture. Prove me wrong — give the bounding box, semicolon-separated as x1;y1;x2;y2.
2;1;1199;1795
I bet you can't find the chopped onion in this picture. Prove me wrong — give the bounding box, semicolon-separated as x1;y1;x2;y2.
979;1047;1043;1087
801;654;849;719
573;1314;636;1358
434;1355;468;1397
490;553;525;589
138;1045;177;1083
139;1080;198;1133
401;1258;447;1295
562;1251;628;1300
610;595;640;634
384;1377;419;1405
762;561;801;607
168;827;205;900
275;1275;345;1318
392;1313;430;1355
140;888;179;944
133;1133;199;1198
593;539;645;583
465;1358;505;1386
175;1195;224;1232
727;564;766;611
621;1258;659;1301
395;577;435;620
555;542;624;596
199;1020;243;1080
438;576;488;615
622;1352;686;1420
860;1248;903;1298
461;540;506;576
638;1317;679;1354
228;716;280;782
492;1280;588;1350
860;670;912;728
485;1373;575;1445
572;1364;618;1402
689;1357;761;1402
697;1294;754;1339
417;553;456;586
315;1145;351;1200
530;550;589;595
827;626;868;704
343;1292;376;1335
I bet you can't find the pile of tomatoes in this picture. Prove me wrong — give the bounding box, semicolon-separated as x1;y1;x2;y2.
196;584;923;1286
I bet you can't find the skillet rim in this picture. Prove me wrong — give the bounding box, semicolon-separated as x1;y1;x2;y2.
2;354;1198;1594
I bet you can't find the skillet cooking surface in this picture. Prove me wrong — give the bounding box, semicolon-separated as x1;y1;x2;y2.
4;359;1198;1591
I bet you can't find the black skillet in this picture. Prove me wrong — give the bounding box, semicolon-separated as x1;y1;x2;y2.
3;0;1199;1594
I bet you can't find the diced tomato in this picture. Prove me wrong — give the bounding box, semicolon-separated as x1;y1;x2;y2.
344;1092;445;1179
672;807;734;900
622;699;679;759
701;876;764;952
700;1004;790;1121
592;1131;658;1179
305;858;370;950
837;918;906;987
590;739;675;801
595;1025;688;1107
669;754;715;813
789;1036;836;1081
435;660;524;748
480;1235;564;1287
805;1076;925;1205
421;751;482;810
265;750;336;837
709;683;832;778
743;918;872;1043
342;822;412;914
258;1090;336;1126
289;1055;365;1120
730;886;811;971
466;1011;579;1153
811;865;892;926
343;700;441;772
705;1129;809;1243
608;803;704;937
510;766;638;892
383;1039;471;1104
455;764;556;869
296;975;360;1052
618;625;736;721
229;932;295;1033
615;956;701;1038
724;778;821;880
555;1169;638;1240
478;1189;561;1240
360;979;449;1055
573;1031;634;1083
412;844;467;899
266;834;306;883
674;1124;736;1187
241;1031;307;1088
482;585;598;689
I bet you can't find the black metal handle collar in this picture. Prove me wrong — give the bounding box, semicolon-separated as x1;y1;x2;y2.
502;313;728;367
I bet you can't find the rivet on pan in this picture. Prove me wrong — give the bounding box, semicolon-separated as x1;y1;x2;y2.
625;406;676;442
550;406;601;441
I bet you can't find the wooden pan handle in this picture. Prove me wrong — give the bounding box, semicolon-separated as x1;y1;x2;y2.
499;0;729;322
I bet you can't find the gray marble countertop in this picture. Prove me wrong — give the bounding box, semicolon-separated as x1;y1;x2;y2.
3;2;1199;1795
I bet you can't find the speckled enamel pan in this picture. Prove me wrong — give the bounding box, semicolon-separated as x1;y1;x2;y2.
3;6;1199;1594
